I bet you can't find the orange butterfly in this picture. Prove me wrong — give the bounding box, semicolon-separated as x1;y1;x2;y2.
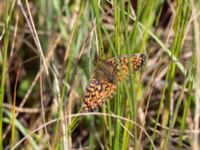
82;53;146;112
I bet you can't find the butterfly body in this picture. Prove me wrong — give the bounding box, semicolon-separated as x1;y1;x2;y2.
95;62;116;83
82;53;146;112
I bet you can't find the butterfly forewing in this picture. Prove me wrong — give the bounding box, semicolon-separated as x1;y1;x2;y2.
82;53;146;112
106;53;146;81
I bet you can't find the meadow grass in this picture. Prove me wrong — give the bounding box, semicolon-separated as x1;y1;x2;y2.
0;0;199;149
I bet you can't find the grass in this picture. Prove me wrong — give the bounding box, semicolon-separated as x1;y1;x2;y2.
0;0;11;149
0;0;199;149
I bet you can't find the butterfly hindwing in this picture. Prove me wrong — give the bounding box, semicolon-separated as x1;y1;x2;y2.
82;75;116;112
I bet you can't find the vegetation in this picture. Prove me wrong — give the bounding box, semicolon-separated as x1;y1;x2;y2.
0;0;199;149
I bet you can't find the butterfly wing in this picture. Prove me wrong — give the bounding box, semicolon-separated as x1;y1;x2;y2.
105;53;146;81
82;74;117;112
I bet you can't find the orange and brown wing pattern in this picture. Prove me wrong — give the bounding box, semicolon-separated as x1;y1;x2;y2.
82;77;116;112
82;53;146;112
106;53;146;81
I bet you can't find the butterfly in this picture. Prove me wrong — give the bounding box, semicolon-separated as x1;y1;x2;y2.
82;53;147;112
